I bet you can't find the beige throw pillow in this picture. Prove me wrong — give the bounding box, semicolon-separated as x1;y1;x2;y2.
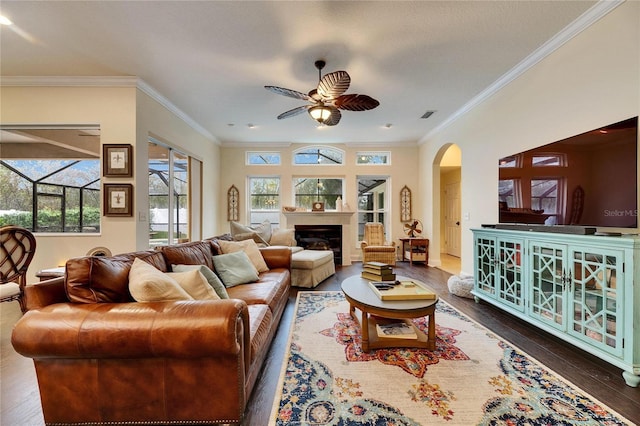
269;228;296;246
129;258;193;302
230;220;271;246
218;239;269;273
167;269;220;300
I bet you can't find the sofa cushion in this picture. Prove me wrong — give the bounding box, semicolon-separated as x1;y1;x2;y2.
159;240;215;270
172;264;229;299
129;258;193;302
218;239;269;273
212;251;259;287
226;269;290;313
167;269;220;300
65;250;167;303
230;220;271;246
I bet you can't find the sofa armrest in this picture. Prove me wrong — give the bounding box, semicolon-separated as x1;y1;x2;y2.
260;246;292;270
24;276;68;311
12;299;249;360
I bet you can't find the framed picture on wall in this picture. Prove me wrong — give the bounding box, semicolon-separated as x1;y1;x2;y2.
103;184;133;217
103;144;133;177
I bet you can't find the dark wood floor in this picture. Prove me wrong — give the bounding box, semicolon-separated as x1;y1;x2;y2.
2;262;639;425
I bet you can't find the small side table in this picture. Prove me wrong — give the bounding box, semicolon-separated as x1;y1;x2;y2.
399;238;429;267
36;267;65;282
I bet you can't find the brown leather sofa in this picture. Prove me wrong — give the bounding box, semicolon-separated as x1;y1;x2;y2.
11;238;291;425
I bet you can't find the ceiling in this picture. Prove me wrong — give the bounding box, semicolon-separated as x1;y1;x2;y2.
0;1;603;146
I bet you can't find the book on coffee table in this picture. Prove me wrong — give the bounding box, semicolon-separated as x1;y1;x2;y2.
375;322;417;339
368;280;437;301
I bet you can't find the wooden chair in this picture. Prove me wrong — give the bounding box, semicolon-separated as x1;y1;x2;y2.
1;226;37;312
360;222;396;265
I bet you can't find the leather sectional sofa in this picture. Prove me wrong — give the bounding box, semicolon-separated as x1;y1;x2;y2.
11;238;291;425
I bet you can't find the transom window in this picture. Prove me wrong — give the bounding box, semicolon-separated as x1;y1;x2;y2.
293;146;343;165
356;152;390;165
246;151;281;165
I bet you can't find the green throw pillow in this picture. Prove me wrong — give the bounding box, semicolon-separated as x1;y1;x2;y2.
211;251;259;288
172;264;229;299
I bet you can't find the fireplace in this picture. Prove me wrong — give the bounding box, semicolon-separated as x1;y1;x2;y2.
295;225;342;265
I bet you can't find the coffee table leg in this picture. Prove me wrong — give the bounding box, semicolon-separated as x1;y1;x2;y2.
360;310;370;352
428;311;436;351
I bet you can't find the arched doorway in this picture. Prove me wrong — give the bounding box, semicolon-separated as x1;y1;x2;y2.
434;144;461;275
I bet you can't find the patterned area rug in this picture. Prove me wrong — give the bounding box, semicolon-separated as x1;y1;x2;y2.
269;291;633;425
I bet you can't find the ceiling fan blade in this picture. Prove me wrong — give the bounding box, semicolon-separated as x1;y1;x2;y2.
265;86;311;101
317;71;350;101
277;105;311;120
334;94;380;111
323;107;342;126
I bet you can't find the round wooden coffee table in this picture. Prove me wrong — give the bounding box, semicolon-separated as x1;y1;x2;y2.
341;275;438;352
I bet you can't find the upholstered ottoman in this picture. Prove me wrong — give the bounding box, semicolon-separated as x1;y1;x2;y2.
291;249;335;288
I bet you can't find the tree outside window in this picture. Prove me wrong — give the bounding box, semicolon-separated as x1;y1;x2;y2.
294;178;342;210
249;177;280;226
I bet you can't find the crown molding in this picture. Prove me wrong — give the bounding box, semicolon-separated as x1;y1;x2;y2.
1;75;217;144
418;0;624;145
0;75;138;86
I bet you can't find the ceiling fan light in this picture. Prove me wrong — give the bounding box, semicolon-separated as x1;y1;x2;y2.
309;105;332;123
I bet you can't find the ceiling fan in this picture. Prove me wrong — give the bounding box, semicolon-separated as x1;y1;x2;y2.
265;60;380;126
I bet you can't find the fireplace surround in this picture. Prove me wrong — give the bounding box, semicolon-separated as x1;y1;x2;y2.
295;225;341;265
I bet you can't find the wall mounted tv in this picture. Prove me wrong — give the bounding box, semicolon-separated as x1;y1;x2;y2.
498;116;638;229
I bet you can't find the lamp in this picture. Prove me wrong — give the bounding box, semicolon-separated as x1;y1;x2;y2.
308;105;332;124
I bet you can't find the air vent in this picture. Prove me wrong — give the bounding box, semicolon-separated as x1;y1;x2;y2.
421;110;436;119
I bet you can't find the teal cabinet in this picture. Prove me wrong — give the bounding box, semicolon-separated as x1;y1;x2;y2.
473;228;640;387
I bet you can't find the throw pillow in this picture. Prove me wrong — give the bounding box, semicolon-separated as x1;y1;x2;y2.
269;228;296;246
167;269;220;300
218;239;269;273
129;258;193;302
212;251;259;288
230;220;271;246
172;264;229;299
233;231;269;247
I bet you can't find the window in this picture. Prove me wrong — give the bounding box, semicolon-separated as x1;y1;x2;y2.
246;151;281;165
356;152;390;165
0;127;101;233
294;177;343;210
499;156;519;168
149;140;190;247
293;146;343;165
532;153;566;167
357;177;390;240
249;176;280;226
498;179;520;208
531;178;563;224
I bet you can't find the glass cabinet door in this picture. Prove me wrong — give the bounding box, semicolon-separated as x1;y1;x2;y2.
568;248;623;357
529;242;566;330
496;239;524;311
475;235;497;297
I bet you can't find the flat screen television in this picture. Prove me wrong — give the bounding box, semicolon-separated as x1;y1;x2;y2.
498;116;638;229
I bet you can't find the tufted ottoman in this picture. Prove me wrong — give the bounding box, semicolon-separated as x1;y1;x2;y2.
291;249;336;288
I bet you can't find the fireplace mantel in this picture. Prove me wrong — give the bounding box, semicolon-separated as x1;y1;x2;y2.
283;211;355;265
283;211;354;224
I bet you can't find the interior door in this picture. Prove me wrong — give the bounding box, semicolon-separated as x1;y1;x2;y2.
444;181;461;257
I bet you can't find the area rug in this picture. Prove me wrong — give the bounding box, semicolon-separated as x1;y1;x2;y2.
269;291;633;425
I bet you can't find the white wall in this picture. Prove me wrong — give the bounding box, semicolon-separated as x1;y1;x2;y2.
419;1;640;275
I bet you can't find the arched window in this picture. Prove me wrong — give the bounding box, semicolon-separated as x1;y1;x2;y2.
293;146;344;165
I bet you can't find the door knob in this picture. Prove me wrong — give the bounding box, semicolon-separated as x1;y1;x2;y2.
456;221;460;226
